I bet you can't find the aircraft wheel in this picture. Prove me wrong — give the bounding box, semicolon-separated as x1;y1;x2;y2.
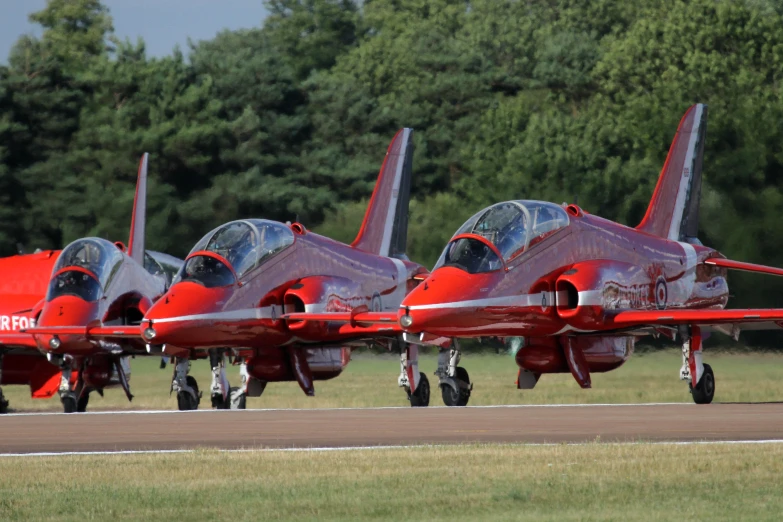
441;367;471;407
229;387;246;410
408;373;430;407
0;389;8;414
62;396;77;413
77;392;90;413
690;363;715;404
177;376;200;411
211;393;229;410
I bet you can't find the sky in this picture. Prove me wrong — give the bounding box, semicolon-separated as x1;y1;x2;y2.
0;0;269;62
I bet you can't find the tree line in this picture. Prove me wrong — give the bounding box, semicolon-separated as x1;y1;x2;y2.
2;0;783;344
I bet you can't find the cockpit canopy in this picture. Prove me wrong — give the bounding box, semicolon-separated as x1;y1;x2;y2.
47;238;124;301
435;201;569;273
176;220;295;287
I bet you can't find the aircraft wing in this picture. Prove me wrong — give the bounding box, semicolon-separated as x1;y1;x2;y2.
607;308;783;329
704;257;783;277
0;333;39;349
22;325;141;339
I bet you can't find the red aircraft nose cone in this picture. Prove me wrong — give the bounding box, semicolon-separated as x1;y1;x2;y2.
399;266;499;335
142;282;233;346
37;295;99;354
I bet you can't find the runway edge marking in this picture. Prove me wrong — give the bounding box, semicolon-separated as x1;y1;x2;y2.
3;440;783;457
1;402;698;417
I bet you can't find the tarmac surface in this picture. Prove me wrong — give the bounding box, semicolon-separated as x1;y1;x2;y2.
1;403;782;454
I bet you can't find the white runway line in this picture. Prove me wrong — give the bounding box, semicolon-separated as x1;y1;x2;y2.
1;402;699;417
3;439;783;458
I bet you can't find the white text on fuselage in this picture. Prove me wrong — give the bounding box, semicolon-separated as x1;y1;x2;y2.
604;285;650;309
0;315;35;331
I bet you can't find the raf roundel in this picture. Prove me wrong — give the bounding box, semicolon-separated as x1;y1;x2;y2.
655;276;668;310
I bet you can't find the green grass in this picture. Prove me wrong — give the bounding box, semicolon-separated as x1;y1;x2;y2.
0;443;781;521
5;349;783;412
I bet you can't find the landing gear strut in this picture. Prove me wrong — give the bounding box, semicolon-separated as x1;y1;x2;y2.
172;358;201;410
0;354;8;414
230;359;262;409
209;349;230;409
436;341;472;407
398;342;429;407
679;325;715;404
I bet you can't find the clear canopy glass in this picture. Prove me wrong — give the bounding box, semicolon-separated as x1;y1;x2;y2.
435;201;569;272
47;238;125;300
184;219;295;281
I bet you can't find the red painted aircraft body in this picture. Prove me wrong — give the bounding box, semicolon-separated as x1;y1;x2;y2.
139;129;428;409
0;250;64;410
23;154;184;412
385;104;783;405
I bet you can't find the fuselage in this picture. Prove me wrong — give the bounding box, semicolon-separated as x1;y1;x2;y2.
0;250;63;397
143;222;425;351
34;238;168;357
399;204;728;339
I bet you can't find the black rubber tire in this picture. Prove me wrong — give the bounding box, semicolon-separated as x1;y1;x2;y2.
690;363;715;404
229;387;247;410
62;396;77;413
0;390;8;414
77;392;90;413
441;366;471;407
177;376;200;411
409;373;430;407
211;393;229;409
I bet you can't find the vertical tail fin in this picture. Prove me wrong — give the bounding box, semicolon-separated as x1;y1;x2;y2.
637;104;707;241
127;153;148;264
351;128;414;258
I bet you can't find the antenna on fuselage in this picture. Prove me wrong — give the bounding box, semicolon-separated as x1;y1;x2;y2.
16;243;24;255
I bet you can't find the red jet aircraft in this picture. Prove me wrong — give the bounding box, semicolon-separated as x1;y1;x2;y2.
24;154;183;412
388;103;783;406
0;250;63;411
138;128;430;410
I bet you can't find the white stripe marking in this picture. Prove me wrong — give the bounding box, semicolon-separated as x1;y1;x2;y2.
667;104;703;240
388;257;408;310
379;128;411;257
151;306;275;324
405;290;596;312
3;439;783;457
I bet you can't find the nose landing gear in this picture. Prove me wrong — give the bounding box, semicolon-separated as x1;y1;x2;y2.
399;342;430;407
172;358;201;410
436;342;472;407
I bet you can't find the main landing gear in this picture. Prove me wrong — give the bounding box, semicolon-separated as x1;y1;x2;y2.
209;349;231;409
172;358;201;411
399;343;429;407
0;354;8;414
436;341;472;406
0;388;8;414
230;359;266;410
679;325;715;404
57;356;134;413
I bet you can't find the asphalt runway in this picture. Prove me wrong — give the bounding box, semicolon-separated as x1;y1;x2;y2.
1;403;782;454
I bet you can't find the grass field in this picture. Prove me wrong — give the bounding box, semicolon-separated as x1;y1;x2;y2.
0;442;781;521
4;349;783;412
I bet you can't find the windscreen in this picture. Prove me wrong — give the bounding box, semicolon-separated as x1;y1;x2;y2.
179;255;235;288
47;270;102;301
51;238;123;291
440;237;502;274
